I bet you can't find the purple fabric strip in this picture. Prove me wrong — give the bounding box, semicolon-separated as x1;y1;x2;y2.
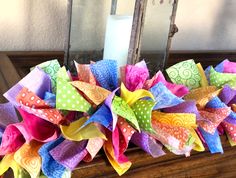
164;101;203;121
229;96;236;106
218;85;236;105
105;88;119;130
50;140;88;170
4;67;51;106
0;126;4;141
0;102;19;127
131;132;165;158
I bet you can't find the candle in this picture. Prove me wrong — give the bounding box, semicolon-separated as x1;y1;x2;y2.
103;15;133;68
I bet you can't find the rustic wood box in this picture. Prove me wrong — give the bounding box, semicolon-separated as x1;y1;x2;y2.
1;51;236;177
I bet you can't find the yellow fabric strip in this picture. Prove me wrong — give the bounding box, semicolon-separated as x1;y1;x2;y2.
60;117;107;141
152;111;204;151
152;111;197;129
184;86;221;109
14;141;42;178
226;132;236;146
0;153;29;178
103;138;131;176
189;128;205;152
120;83;154;106
196;63;209;87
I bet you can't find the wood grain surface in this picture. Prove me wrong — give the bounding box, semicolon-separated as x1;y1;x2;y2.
72;135;236;178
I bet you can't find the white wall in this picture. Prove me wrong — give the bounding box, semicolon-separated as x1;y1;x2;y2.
0;0;236;51
172;0;236;50
0;0;67;51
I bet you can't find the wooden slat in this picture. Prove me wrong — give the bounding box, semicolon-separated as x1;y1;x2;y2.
5;50;236;69
127;0;148;64
163;0;179;70
0;54;21;88
0;71;8;103
0;54;21;102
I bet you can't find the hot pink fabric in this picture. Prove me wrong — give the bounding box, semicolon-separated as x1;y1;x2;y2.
144;71;189;97
112;126;130;164
0;109;60;155
223;60;236;73
125;61;149;91
0;123;26;155
18;109;60;142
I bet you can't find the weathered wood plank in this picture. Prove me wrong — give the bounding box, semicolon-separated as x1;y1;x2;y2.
127;0;148;65
0;54;21;102
0;54;21;88
0;71;8;103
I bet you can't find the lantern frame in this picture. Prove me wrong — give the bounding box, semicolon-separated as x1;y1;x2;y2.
64;0;179;71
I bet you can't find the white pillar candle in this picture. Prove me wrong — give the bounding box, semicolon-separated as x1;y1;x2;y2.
103;15;133;68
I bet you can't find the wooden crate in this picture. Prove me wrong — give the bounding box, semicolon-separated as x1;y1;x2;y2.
1;51;236;178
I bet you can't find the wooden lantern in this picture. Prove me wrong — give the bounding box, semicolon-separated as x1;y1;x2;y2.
64;0;179;73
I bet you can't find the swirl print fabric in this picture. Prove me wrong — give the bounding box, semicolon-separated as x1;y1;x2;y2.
166;59;201;89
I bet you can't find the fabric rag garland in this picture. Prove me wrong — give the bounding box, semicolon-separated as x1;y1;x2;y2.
1;58;236;177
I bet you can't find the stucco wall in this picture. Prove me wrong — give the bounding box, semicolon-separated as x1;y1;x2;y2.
0;0;235;51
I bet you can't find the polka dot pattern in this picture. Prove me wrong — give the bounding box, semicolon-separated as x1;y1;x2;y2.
199;108;230;134
132;100;155;133
210;67;236;88
56;67;91;113
222;121;236;141
16;87;64;125
117;117;136;154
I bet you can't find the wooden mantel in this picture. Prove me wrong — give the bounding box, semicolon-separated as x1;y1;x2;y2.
1;51;236;178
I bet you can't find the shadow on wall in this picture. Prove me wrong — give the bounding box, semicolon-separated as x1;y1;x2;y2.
25;0;67;51
0;0;67;51
211;0;236;50
70;0;108;51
